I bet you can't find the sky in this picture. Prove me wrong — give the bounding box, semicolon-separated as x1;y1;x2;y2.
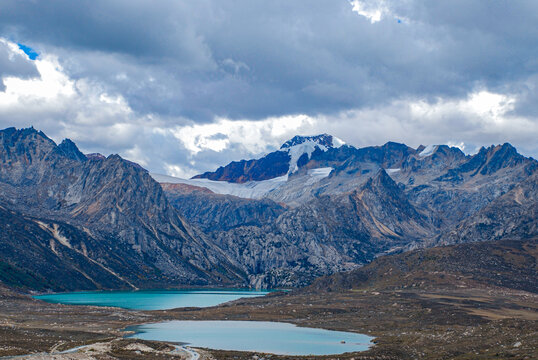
0;0;537;178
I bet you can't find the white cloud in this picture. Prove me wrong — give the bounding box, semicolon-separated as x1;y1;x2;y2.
350;0;388;23
446;141;466;152
0;38;161;167
169;114;316;155
349;0;409;24
315;89;537;157
0;36;536;179
0;55;74;103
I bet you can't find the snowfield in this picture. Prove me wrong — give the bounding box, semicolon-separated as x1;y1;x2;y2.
152;167;333;199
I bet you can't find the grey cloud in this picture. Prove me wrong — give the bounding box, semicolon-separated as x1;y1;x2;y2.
0;41;39;90
1;0;537;121
0;0;537;176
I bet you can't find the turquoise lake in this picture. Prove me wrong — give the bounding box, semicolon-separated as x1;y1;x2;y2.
33;289;269;310
128;320;374;355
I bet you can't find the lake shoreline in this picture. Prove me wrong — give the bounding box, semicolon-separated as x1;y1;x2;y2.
127;320;374;356
33;289;272;311
0;284;536;359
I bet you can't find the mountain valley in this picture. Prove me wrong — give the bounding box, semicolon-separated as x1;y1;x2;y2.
0;128;537;290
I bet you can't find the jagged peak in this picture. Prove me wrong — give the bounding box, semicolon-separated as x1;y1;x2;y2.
86;153;106;161
496;142;517;153
381;141;410;150
280;134;345;150
477;142;525;175
105;154;147;172
363;168;400;193
56;139;87;162
476;143;516;155
474;143;520;160
279;134;345;174
0;126;52;143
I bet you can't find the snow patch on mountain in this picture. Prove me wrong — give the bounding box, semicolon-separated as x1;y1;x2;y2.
281;134;345;174
332;136;346;147
153;173;288;199
152;167;334;199
304;167;333;185
419;145;438;157
287;140;328;173
386;168;401;174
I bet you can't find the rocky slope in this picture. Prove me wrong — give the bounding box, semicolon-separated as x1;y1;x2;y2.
0;127;244;290
2;128;537;290
159;134;538;287
308;238;538;293
437;172;538;245
0;204;134;290
171;170;436;288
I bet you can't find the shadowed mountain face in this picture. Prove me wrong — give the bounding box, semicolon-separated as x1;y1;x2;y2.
0;205;135;291
192;150;291;183
0;127;244;290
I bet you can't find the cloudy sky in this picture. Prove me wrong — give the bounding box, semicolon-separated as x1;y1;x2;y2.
0;0;537;177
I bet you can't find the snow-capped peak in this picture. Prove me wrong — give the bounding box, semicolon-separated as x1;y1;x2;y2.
280;134;345;150
280;134;345;173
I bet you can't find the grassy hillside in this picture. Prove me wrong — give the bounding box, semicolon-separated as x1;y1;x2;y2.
308;238;538;293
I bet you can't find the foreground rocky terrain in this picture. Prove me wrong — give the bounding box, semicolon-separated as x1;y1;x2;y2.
0;238;535;359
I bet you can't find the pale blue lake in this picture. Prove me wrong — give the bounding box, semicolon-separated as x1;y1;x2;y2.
34;289;269;310
128;320;374;356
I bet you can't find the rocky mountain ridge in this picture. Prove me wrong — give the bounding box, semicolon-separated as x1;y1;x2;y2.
0;127;244;290
192;134;345;183
160;133;538;287
1;127;536;290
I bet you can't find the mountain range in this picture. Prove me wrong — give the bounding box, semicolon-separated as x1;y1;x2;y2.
0;127;536;290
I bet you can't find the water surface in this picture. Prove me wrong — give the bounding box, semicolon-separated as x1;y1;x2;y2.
34;289;268;310
128;320;374;355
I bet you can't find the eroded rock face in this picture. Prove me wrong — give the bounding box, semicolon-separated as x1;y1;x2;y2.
167;170;436;288
164;135;537;288
0;205;136;291
436;172;538;245
0;127;244;290
2;127;537;290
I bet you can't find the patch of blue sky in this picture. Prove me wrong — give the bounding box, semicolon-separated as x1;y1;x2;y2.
18;43;38;60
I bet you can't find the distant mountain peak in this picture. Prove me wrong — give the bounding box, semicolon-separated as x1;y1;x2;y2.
363;168;400;194
0;126;52;144
56;139;87;162
279;134;346;174
86;153;106;161
280;134;345;150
